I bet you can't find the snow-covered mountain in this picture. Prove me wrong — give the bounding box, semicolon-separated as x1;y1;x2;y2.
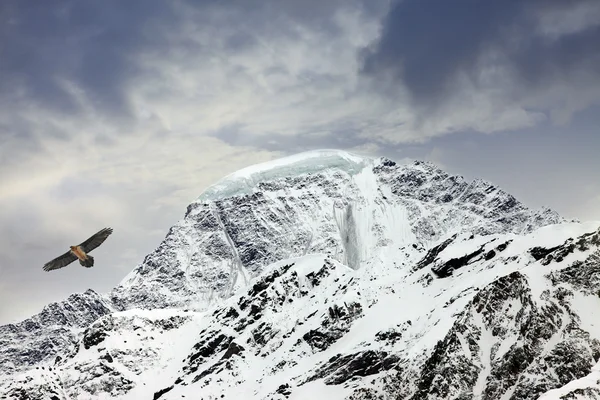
3;149;600;400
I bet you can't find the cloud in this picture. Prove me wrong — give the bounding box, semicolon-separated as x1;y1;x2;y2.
1;0;599;323
2;0;599;150
0;0;404;151
0;0;181;117
360;0;600;136
124;1;399;142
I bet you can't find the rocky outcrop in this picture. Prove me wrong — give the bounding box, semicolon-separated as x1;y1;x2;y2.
0;289;113;376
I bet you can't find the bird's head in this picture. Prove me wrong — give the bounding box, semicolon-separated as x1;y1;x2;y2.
70;246;77;251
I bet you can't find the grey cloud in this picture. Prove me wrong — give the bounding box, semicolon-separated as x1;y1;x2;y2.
361;0;600;109
216;124;375;155
512;23;600;88
0;0;378;115
199;0;385;32
0;0;178;119
0;0;385;156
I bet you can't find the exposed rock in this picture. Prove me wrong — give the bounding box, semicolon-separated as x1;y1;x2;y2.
303;302;363;352
414;235;457;271
431;245;486;278
305;350;401;385
221;342;245;360
153;385;174;400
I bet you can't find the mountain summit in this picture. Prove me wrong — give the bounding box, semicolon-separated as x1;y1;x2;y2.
2;149;600;400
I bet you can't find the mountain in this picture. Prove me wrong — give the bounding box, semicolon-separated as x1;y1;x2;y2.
2;149;600;400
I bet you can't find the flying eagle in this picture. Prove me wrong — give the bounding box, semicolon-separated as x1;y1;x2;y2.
43;228;113;272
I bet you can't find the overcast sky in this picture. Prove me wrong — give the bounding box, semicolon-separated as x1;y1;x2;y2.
1;0;599;324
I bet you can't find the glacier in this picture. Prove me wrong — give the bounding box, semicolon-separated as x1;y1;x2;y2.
3;149;600;400
197;149;372;202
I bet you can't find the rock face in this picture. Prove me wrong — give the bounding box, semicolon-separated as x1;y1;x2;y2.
111;151;563;313
0;289;113;377
4;149;600;400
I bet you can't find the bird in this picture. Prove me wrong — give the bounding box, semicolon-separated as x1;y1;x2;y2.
43;228;113;272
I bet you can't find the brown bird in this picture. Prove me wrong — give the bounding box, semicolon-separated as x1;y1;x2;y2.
43;228;113;272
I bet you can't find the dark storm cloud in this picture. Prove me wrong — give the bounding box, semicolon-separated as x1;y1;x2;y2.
200;0;386;32
361;0;600;105
0;0;383;142
0;0;378;112
0;0;177;118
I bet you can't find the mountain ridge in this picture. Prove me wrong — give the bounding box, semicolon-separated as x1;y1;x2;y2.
4;149;598;400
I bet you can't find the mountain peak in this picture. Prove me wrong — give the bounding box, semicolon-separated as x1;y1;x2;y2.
3;150;590;400
116;149;565;314
197;149;374;202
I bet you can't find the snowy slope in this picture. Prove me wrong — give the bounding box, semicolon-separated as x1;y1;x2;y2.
3;222;600;399
4;149;597;400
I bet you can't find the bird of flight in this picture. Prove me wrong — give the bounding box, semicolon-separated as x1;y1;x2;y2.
43;228;113;272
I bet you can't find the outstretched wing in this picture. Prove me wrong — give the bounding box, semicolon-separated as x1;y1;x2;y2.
43;251;78;271
79;227;113;253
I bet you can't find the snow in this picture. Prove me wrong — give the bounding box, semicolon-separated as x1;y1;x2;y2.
6;221;600;399
229;149;368;179
568;291;600;340
92;309;204;400
505;220;600;257
288;379;352;400
492;299;520;362
349;166;378;264
197;149;373;201
380;200;416;246
473;308;493;400
537;361;600;399
456;331;472;360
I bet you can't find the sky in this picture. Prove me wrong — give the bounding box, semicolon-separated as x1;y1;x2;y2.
1;0;599;324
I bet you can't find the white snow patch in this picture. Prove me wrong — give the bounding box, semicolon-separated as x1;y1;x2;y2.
198;149;373;201
456;331;472;361
473;308;493;400
569;291;600;340
288;379;353;400
505;221;600;257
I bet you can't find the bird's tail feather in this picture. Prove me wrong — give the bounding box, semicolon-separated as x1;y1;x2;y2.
81;255;94;268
